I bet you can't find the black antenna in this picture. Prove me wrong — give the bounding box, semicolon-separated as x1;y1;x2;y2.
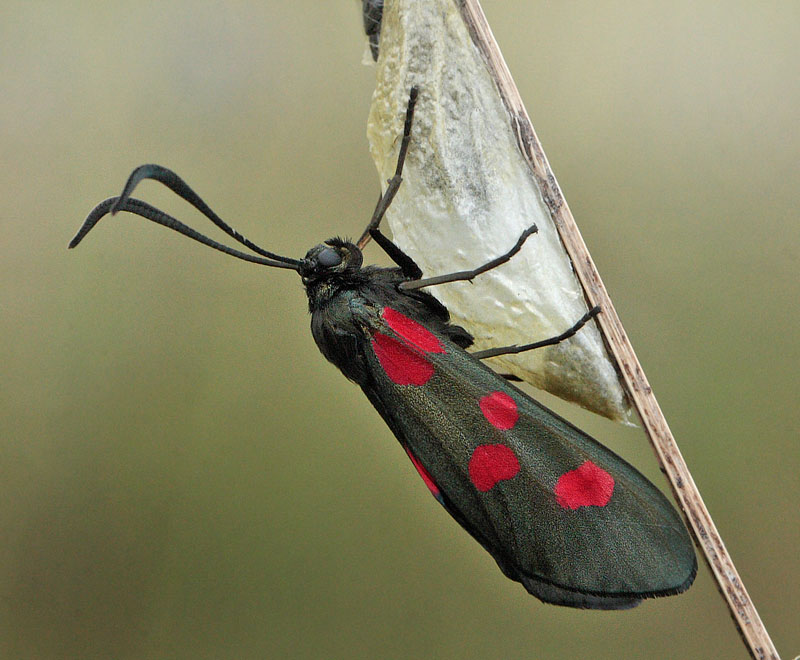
69;164;301;271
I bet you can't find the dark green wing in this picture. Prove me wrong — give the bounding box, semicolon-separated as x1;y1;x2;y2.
358;304;696;609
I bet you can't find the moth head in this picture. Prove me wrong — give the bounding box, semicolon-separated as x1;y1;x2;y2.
299;238;363;285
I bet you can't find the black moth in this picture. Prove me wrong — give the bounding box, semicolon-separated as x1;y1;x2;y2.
70;88;696;609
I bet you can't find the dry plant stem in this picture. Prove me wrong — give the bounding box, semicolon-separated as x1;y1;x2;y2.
457;1;780;658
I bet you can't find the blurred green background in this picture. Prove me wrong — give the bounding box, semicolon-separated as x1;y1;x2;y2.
2;1;797;658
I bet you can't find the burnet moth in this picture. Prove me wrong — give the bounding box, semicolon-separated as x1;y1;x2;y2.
70;88;696;609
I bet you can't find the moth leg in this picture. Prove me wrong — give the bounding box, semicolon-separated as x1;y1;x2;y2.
398;224;538;291
369;227;423;279
356;87;419;248
471;306;601;360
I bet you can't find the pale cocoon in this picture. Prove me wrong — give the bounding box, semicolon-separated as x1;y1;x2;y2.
366;0;631;421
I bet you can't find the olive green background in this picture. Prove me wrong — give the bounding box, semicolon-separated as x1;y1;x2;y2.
2;2;797;658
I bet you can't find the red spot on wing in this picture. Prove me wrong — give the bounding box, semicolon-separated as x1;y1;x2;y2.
404;448;440;497
554;461;615;510
479;391;519;430
382;307;444;353
468;444;520;492
372;332;434;385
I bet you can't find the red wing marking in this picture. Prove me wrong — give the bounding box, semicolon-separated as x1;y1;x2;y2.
468;444;520;492
382;307;444;353
372;307;445;386
479;391;519;430
554;461;615;510
372;332;435;386
404;448;440;497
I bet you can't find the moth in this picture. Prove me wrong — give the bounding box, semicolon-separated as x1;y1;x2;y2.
70;88;696;609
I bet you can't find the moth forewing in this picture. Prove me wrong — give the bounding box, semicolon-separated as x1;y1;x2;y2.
355;301;696;608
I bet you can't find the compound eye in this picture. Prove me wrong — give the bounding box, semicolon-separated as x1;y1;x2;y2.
317;247;342;268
